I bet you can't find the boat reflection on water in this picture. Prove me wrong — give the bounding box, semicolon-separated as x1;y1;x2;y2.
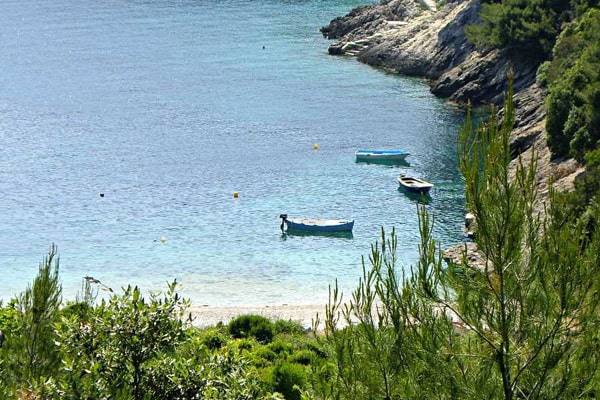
398;187;432;204
280;230;354;240
355;158;411;167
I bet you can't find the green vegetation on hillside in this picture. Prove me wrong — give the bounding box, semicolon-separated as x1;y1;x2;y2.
465;0;572;62
543;8;600;161
466;0;599;162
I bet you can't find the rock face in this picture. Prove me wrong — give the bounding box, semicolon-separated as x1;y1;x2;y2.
321;0;539;107
320;0;577;189
321;0;585;267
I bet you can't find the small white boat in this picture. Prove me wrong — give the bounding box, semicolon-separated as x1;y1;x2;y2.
279;214;354;233
355;149;410;163
397;173;433;195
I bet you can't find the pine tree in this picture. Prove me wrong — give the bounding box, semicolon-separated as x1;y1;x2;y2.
319;77;600;399
10;245;62;387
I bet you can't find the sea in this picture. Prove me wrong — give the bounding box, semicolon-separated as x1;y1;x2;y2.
0;0;466;308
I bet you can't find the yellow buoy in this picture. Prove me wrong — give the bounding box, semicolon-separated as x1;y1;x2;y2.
160;236;166;244
313;143;319;150
233;191;239;198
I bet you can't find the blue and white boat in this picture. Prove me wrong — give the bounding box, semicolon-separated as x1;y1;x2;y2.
279;214;354;233
355;149;410;162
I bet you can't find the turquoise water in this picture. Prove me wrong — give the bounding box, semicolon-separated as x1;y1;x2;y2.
0;0;465;307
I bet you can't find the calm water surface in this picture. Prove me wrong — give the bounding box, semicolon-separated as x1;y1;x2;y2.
0;0;466;306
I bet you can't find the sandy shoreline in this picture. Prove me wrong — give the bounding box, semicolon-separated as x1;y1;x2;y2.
188;304;328;330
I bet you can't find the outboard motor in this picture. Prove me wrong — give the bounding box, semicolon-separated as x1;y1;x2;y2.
279;214;288;231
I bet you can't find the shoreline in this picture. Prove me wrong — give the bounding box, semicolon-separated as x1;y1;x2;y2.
188;303;328;330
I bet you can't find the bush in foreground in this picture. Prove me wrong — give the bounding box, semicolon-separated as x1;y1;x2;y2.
228;314;275;343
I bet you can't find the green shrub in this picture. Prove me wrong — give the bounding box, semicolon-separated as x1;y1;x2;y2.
268;338;293;355
0;300;20;337
305;341;328;359
234;337;255;351
536;61;550;87
271;361;307;400
60;301;93;321
545;8;600;160
465;0;570;62
547;85;576;158
200;329;228;350
253;346;278;363
289;349;316;366
585;148;600;167
273;319;305;335
227;314;274;343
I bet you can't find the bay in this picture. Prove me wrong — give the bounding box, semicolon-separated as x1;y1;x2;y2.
0;0;465;307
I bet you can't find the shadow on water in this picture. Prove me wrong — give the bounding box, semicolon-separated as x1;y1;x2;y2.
280;230;354;241
397;187;432;204
355;159;411;167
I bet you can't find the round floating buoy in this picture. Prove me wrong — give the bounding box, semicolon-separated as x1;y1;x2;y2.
313;143;319;150
160;236;166;244
100;193;104;198
233;191;239;198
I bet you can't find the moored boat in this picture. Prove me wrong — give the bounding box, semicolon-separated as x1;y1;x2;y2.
279;214;354;233
355;149;410;163
397;173;433;195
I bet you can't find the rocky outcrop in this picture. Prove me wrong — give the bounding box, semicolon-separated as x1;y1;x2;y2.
320;0;575;188
320;0;586;268
320;0;540;107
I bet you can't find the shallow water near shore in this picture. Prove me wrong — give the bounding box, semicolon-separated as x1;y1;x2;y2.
0;0;466;307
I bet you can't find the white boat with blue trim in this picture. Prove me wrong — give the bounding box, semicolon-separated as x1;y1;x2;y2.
355;149;410;162
279;214;354;233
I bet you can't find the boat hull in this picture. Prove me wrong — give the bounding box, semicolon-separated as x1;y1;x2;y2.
355;149;409;162
397;175;433;195
399;185;432;195
285;218;354;232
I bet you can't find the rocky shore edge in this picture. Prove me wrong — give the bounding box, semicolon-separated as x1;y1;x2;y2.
320;0;584;268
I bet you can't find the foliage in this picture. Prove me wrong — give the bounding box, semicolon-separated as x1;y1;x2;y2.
49;282;191;399
142;341;283;400
465;0;572;62
288;349;316;366
545;8;600;160
271;361;307;400
200;327;229;350
317;228;466;399
1;245;62;390
550;148;600;241
456;77;600;398
269;338;294;356
228;314;275;343
273;319;306;336
317;78;600;399
1;253;327;399
0;300;21;337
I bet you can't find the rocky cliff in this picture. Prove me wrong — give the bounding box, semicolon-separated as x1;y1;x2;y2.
321;0;582;193
321;0;539;107
320;0;584;264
